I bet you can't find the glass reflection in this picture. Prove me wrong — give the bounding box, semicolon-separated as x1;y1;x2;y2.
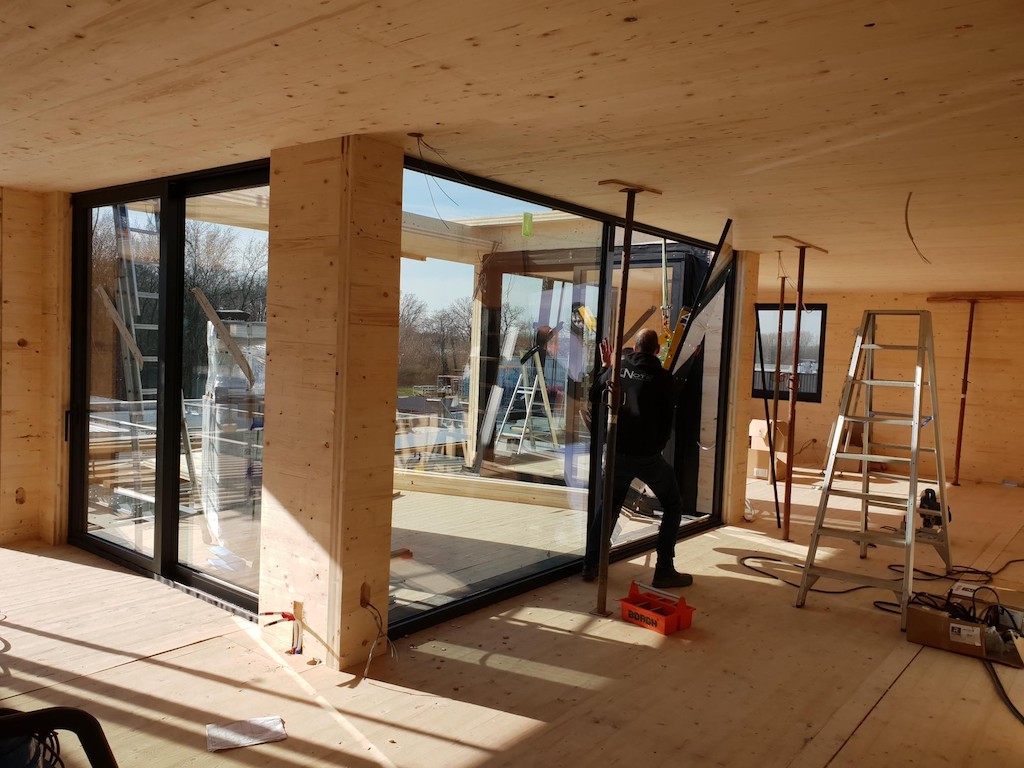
86;200;161;556
177;188;269;593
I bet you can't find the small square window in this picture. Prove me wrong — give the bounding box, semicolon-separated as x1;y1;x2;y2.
752;303;827;404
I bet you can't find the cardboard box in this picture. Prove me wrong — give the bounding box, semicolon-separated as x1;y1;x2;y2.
749;419;788;453
747;448;788;481
905;583;1024;668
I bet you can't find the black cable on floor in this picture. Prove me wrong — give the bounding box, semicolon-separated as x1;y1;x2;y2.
983;659;1024;726
741;552;1024;727
738;554;885;594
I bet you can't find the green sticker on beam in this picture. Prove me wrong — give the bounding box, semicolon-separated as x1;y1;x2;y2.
522;212;533;237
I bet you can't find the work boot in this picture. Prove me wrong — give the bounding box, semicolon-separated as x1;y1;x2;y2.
651;567;693;589
581;564;597;583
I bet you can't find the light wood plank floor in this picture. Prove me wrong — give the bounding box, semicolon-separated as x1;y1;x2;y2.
3;476;1023;766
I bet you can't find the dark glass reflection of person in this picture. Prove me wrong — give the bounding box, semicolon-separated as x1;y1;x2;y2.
582;328;693;589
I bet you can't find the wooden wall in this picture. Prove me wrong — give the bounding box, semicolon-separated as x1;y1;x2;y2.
259;136;402;668
0;189;70;545
752;290;1024;486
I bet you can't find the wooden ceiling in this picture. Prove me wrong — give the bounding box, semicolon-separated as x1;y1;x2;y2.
2;0;1022;292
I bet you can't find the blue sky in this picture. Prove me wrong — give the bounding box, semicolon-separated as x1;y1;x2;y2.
401;170;554;312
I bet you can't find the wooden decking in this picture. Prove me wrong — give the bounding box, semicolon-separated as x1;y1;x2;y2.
3;477;1023;766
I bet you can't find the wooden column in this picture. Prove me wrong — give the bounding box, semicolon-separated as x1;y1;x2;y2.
722;250;759;526
0;189;71;546
260;136;402;669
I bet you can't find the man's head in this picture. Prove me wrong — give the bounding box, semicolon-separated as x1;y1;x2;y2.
635;328;660;355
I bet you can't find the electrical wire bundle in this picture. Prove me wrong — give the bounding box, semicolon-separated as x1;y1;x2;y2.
737;552;1024;726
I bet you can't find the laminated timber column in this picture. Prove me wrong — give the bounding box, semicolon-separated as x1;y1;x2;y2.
0;189;70;546
260;136;402;669
721;250;759;525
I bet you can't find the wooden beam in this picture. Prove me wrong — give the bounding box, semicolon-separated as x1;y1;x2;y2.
927;292;1024;302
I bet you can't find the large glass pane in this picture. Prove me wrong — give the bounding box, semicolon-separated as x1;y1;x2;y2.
391;170;604;621
177;187;269;592
85;200;160;556
601;231;714;551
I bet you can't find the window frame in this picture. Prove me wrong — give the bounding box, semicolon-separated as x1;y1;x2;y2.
751;302;828;404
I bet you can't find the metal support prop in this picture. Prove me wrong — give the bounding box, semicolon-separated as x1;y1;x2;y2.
772;234;828;541
771;275;786;430
754;310;782;528
952;299;976;486
595;189;637;616
593;179;661;616
782;248;806;541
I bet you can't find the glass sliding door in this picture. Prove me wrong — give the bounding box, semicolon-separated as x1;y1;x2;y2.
71;164;268;612
83;199;161;557
391;169;605;622
601;232;714;552
177;188;269;592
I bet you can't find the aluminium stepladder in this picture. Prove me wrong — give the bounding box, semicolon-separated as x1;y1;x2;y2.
795;310;952;629
496;346;560;454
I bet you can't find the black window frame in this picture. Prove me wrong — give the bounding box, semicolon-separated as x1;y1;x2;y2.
751;302;828;404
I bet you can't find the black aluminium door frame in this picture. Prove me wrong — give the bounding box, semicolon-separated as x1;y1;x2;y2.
69;161;268;614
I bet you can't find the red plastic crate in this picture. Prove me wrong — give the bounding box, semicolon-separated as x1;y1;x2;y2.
619;581;696;635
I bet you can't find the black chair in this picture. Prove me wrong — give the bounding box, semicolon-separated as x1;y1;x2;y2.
0;707;118;767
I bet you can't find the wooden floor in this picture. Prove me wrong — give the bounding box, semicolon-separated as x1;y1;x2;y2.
3;476;1024;766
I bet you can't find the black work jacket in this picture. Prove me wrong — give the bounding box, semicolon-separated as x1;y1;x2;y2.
590;351;675;457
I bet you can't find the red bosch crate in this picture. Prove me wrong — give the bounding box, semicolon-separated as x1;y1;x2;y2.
619;581;696;635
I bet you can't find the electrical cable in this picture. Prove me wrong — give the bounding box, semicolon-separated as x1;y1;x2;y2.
739;554;889;594
747;551;1024;724
361;601;399;679
982;660;1024;726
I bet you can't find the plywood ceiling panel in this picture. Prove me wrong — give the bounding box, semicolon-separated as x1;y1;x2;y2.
0;0;1022;292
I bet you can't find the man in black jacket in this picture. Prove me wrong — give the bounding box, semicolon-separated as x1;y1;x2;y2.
582;328;693;588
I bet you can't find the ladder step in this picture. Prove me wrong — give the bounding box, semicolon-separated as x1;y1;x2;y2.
860;344;920;351
816;526;909;548
853;379;919;388
827;488;912;510
836;452;911;463
871;442;935;454
128;227;159;236
867;471;938;484
142;355;158;363
138;291;159;300
805;565;902;593
844;414;914;426
141;388;157;396
135;323;158;331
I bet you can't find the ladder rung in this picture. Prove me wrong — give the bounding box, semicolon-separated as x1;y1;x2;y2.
142;355;158;363
135;323;158;331
138;291;159;300
836;452;911;463
870;410;916;419
141;388;157;396
860;344;920;351
844;415;914;426
871;442;935;454
805;565;902;593
128;227;159;236
853;379;919;388
827;488;912;510
816;527;910;548
867;472;938;484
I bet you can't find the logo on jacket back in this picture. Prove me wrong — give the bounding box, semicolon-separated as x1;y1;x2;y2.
620;368;652;381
